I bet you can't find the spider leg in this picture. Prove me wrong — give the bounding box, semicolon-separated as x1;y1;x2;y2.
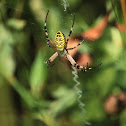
45;52;58;66
66;53;101;72
66;14;75;46
67;37;88;50
44;10;55;48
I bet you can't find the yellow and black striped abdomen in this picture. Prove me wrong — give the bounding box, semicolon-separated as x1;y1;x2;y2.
55;31;66;51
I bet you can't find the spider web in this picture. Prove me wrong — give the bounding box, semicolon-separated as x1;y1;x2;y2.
0;0;93;125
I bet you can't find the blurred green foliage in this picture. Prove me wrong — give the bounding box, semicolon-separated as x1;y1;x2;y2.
0;0;126;126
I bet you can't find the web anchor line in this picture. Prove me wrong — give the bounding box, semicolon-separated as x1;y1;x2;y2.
72;66;91;125
61;0;69;11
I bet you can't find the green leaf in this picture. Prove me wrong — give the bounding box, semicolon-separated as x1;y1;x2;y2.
7;18;26;30
49;88;76;117
0;24;15;78
86;98;105;121
29;49;47;98
120;109;126;126
97;68;116;97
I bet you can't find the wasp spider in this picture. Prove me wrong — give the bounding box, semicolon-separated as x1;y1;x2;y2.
44;10;101;72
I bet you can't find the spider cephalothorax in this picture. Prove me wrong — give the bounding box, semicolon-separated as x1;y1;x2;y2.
44;10;101;72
